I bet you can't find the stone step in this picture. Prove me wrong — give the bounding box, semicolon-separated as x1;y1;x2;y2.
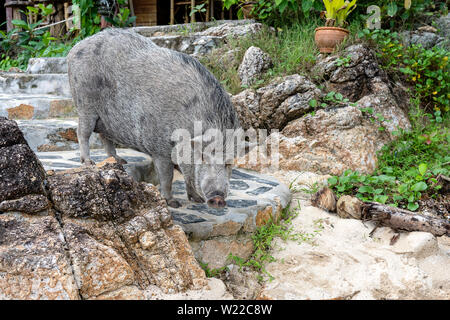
170;168;291;269
0;94;74;119
170;169;291;240
149;35;223;56
0;72;70;96
37;148;158;185
131;19;254;37
26;57;68;74
16;118;101;152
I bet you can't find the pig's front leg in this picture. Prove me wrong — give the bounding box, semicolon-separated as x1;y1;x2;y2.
154;157;181;208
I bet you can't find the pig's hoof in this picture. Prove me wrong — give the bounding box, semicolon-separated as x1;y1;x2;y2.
167;199;181;208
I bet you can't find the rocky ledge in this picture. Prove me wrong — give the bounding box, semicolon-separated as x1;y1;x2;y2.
0;117;232;299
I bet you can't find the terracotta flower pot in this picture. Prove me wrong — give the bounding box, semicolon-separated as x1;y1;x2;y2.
315;27;350;53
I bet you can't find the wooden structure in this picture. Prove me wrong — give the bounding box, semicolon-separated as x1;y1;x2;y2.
133;0;157;26
2;0;232;31
169;0;229;24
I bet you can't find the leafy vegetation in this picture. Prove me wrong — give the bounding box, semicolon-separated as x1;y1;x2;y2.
72;0;101;38
328;104;449;211
360;28;449;113
0;4;74;71
201;18;365;94
104;0;137;28
355;0;448;29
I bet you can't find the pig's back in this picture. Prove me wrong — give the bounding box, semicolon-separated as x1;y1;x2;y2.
68;28;239;156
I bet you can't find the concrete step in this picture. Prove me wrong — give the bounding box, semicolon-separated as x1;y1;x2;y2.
26;57;68;74
0;94;74;119
16;118;101;152
37;148;157;185
0;72;70;96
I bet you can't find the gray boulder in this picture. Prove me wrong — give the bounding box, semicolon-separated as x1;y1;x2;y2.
238;46;273;87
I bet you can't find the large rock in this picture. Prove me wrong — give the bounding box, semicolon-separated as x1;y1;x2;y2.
46;161;208;297
238;46;273;86
0;117;46;203
232;74;322;130
313;44;411;134
0;118;215;299
236;106;391;175
400;14;450;50
0;212;80;300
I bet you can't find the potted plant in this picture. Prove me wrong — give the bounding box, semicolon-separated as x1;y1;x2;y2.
315;0;357;53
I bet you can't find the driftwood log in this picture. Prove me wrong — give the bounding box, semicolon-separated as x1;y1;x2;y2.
362;202;450;237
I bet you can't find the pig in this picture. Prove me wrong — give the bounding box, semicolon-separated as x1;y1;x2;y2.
67;28;241;208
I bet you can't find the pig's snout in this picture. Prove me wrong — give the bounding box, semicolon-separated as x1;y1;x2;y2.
207;196;226;208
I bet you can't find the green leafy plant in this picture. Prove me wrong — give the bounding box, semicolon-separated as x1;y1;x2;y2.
228;200;324;281
322;0;358;27
360;28;450;114
72;0;101;38
198;261;229;278
328;105;449;211
190;3;207;17
104;0;136;28
355;0;448;29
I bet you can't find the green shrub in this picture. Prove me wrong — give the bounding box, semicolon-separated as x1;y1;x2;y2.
360;28;450;113
0;4;74;71
328;106;449;211
72;0;101;38
355;0;448;29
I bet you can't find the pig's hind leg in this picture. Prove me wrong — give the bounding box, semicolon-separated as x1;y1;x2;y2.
154;157;181;208
77;114;98;165
99;134;128;165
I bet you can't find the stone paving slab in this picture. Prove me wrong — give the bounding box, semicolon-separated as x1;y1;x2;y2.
169;169;292;240
36;149;157;185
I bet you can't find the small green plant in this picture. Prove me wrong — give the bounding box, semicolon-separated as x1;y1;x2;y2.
355;0;448;29
0;54;21;71
198;261;229;278
228;201;324;281
190;3;207;17
335;55;352;67
1;4;72;70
